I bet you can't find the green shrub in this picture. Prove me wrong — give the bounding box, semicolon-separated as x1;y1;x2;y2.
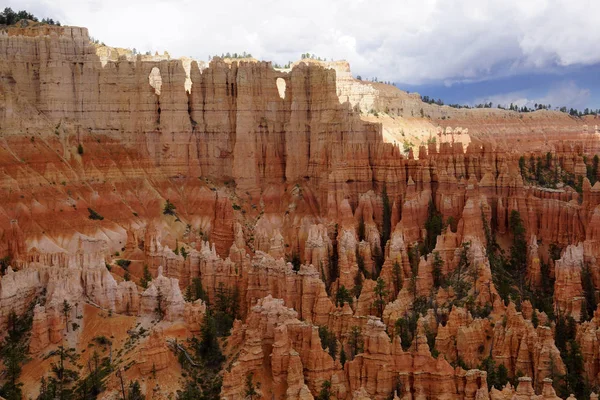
163;199;176;216
116;259;131;269
88;208;104;220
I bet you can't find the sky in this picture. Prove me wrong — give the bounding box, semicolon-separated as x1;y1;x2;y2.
8;0;600;110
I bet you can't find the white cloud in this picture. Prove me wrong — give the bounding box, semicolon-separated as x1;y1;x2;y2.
5;0;600;86
473;80;591;109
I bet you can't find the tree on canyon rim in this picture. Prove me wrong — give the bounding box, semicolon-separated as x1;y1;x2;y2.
0;8;61;25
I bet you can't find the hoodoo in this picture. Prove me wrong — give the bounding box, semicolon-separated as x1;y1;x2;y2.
0;17;599;400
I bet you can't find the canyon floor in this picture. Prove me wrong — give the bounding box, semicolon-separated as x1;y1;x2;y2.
2;20;600;400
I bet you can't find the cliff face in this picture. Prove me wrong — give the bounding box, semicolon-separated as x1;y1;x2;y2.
1;22;600;400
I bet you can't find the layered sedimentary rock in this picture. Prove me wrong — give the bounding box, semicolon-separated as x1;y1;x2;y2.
2;22;600;400
553;244;585;320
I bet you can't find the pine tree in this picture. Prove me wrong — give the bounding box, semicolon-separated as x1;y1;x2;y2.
358;214;366;242
62;300;72;332
163;199;176;216
140;265;152;289
316;380;331;400
519;156;526;177
531;309;539;328
335;285;353;307
214;283;238;336
0;308;32;400
381;184;391;250
44;346;79;400
392;261;403;295
244;373;259;400
423;201;443;254
372;277;388;317
348;326;363;359
127;381;144;400
353;269;363;298
318;326;338;359
432;251;444;288
581;262;596;321
509;210;527;292
196;311;224;368
155;287;165;320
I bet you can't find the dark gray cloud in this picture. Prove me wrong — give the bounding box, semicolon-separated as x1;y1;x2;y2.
6;0;600;89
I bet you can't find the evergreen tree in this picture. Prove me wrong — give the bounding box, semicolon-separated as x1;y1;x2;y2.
423;201;443;254
140;264;152;289
37;377;53;400
497;364;509;389
62;300;72;332
244;373;259;400
348;326;363;359
479;357;508;390
432;251;444;288
381;184;392;250
519;156;526;177
42;346;79;400
392;261;403;295
394;313;419;351
0;307;33;400
163;199;176;216
556;340;589;398
358;214;366;242
288;252;301;272
155;287;165;320
335;285;353;307
531;309;539;328
318;326;338;359
316;380;332;400
75;350;110;399
509;210;527;292
213;283;239;336
327;231;339;289
340;347;347;367
580;262;596;322
356;249;367;277
186;277;207;303
127;381;144;400
372;277;388;317
407;245;420;298
353;269;363;298
195;311;224;368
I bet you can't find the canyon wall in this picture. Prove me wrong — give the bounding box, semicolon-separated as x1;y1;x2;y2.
0;22;600;400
